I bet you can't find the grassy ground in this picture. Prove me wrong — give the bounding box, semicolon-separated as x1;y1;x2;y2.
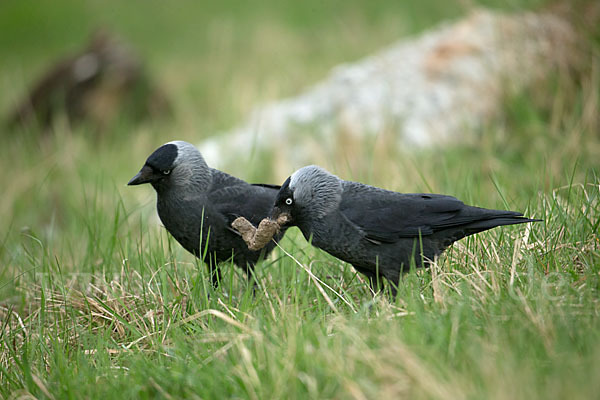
1;0;599;398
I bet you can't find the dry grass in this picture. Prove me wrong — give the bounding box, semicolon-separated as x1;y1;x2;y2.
1;0;599;398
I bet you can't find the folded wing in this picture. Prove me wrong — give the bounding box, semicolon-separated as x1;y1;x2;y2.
339;183;527;244
209;172;279;228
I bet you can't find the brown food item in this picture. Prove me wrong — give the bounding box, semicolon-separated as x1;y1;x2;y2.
232;217;281;251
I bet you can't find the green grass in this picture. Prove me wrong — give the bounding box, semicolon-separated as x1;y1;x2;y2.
1;0;599;398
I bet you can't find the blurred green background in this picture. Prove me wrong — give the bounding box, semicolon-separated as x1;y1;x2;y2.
0;0;598;398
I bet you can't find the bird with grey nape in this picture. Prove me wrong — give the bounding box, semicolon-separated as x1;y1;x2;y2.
270;165;539;297
128;141;285;288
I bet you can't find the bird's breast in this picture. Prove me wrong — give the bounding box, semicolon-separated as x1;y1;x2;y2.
300;213;356;251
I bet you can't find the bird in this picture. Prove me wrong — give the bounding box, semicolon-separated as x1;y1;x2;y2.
128;140;285;288
270;165;538;297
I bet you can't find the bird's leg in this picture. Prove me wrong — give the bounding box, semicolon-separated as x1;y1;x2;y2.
367;275;384;295
383;271;400;301
207;258;222;289
387;282;398;300
368;277;398;301
244;264;259;295
209;267;222;288
354;266;383;296
364;270;399;300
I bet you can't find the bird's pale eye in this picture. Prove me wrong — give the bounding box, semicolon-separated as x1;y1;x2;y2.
285;198;293;205
162;169;171;175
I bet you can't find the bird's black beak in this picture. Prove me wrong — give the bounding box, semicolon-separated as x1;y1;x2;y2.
271;206;292;226
127;165;154;186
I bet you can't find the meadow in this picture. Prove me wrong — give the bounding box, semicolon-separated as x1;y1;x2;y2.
0;0;598;398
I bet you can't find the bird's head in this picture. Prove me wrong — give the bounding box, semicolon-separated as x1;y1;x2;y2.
128;141;211;192
271;165;342;227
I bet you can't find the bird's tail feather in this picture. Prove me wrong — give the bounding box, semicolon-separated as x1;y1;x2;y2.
466;216;541;232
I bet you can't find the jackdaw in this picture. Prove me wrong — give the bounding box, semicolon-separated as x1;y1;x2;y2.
128;140;285;287
270;165;538;296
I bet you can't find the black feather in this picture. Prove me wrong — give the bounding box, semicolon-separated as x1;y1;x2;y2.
251;183;282;190
145;143;177;171
130;141;286;289
274;166;539;298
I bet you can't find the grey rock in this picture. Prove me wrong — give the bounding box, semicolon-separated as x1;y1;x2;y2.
200;9;577;171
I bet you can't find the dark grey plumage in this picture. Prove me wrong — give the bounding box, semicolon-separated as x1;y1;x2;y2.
271;165;538;296
128;141;284;287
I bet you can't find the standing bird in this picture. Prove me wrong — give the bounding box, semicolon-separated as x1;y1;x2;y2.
128;141;285;287
270;165;538;296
